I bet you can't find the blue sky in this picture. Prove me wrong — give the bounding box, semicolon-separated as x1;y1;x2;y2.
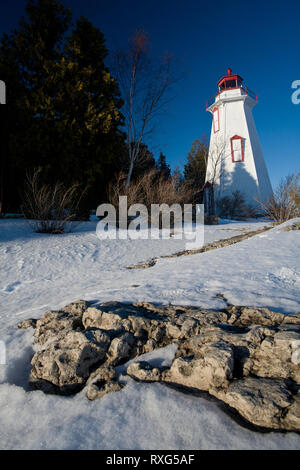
1;0;299;187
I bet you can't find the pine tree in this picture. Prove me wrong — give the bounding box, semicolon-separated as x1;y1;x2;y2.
184;139;208;191
0;0;125;212
50;16;125;207
118;142;156;181
0;0;72;211
156;152;171;180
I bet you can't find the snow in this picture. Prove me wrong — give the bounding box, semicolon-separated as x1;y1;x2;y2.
0;218;299;449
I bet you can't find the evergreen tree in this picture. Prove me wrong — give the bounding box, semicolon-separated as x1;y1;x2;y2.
172;166;184;192
0;0;72;211
184;139;208;191
156;152;171;180
117;142;156;181
50;16;125;207
0;0;125;212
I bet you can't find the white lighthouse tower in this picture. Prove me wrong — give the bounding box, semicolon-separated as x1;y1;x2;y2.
204;68;273;213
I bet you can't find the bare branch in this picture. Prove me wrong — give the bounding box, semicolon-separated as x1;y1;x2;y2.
114;31;178;188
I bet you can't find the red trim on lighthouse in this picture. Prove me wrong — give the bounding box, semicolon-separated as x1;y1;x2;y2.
212;107;219;133
230;135;244;162
206;69;258;110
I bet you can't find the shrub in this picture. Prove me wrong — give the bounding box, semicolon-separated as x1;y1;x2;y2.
256;173;300;223
108;169;194;226
22;169;86;233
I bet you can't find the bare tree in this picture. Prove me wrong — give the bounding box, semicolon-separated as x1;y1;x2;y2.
204;139;232;188
201;138;236;216
114;30;177;188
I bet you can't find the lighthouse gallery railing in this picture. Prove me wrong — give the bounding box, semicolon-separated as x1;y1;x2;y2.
206;85;258;109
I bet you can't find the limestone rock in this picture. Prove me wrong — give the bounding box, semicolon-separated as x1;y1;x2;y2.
283;390;300;431
30;330;109;394
282;313;300;325
86;365;123;400
34;310;83;346
224;377;294;430
21;298;300;430
87;380;123;400
127;361;162;382
251;329;300;383
165;322;181;339
18;318;37;329
88;365;117;384
227;306;285;327
82;307;103;329
164;341;234;394
107;333;136;365
61;299;88;317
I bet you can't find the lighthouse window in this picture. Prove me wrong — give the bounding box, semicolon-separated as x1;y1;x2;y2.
213;108;219;133
231;136;244;162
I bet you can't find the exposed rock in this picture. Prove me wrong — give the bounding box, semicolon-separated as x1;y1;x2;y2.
22;299;300;431
165;322;181;339
224;378;294;430
61;299;88;317
18;318;37;329
34;310;79;345
127;259;157;270
86;366;123;400
283;391;300;430
160;321;300;431
127;361;162;382
226;305;285;327
30;329;110;394
82;307;103;329
283;313;300;325
87;380;123;400
163;341;234;395
34;305;84;346
251;329;300;383
280;221;300;232
107;333;136;364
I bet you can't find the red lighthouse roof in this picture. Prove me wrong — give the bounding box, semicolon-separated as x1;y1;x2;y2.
217;68;243;89
206;68;258;109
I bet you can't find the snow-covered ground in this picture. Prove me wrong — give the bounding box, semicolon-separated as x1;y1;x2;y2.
0;218;299;449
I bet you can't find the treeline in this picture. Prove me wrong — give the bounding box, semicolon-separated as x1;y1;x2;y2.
0;0;208;215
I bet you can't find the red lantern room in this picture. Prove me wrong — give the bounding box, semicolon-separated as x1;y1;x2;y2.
217;68;243;92
206;68;258;109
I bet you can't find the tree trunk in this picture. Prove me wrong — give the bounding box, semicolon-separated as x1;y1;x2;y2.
126;158;134;190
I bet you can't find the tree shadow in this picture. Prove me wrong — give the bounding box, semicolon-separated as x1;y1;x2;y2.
216;161;260;208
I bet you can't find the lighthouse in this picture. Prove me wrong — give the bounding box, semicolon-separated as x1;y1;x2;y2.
204;68;273;214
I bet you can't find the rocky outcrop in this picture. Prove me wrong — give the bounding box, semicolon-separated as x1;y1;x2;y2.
28;300;173;396
86;366;124;401
22;299;300;431
280;221;300;232
127;361;163;382
30;329;110;394
18;318;37;329
159;321;300;430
